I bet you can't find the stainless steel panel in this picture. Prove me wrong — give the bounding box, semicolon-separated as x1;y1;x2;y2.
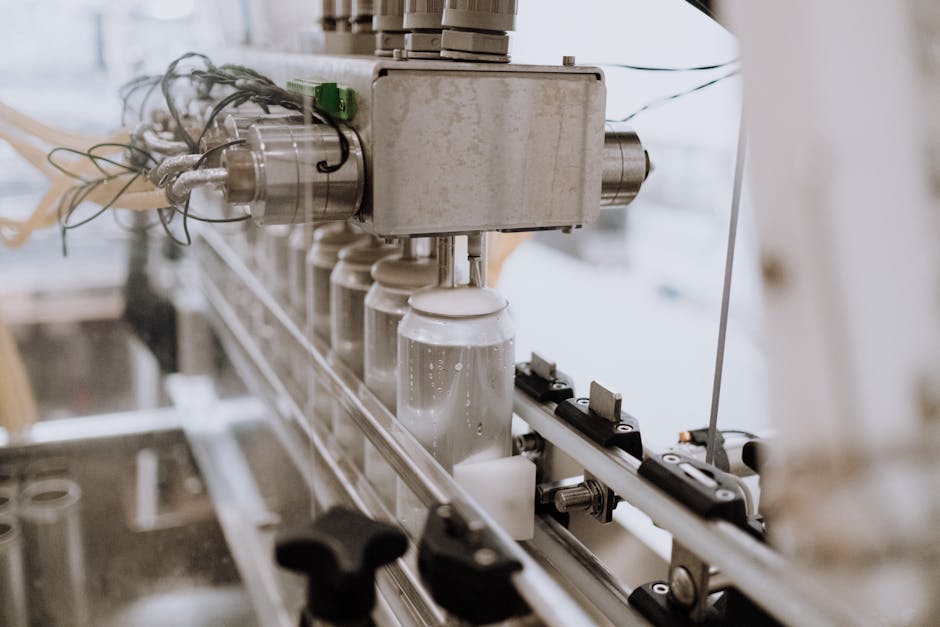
371;68;605;235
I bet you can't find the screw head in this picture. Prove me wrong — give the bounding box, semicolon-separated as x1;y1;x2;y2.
474;548;498;566
662;453;681;464
551;382;566;390
715;488;736;501
577;398;589;406
652;582;670;595
615;423;633;433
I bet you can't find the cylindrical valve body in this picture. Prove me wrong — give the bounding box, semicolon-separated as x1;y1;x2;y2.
223;123;365;226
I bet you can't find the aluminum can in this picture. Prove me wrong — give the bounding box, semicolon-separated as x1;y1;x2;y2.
363;252;436;506
330;238;400;465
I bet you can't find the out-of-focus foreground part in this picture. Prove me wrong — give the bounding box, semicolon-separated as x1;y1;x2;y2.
727;0;940;623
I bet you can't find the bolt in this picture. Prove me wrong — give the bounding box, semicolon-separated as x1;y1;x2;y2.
551;382;567;390
474;548;498;566
615;423;633;433
514;432;544;455
436;504;453;519
577;398;589;406
652;582;670;595
669;566;697;607
554;483;600;514
392;49;406;61
715;488;736;501
662;453;681;464
562;55;576;66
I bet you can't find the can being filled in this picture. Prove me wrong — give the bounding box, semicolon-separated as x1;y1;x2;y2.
395;286;515;532
362;248;436;506
304;223;369;418
330;238;400;466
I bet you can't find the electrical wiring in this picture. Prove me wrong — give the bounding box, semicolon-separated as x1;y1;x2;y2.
2;53;349;249
608;67;740;123
595;60;739;72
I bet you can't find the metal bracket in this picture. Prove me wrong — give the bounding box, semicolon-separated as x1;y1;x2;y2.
589;380;622;422
541;472;618;524
637;452;757;537
515;353;575;404
554;380;643;459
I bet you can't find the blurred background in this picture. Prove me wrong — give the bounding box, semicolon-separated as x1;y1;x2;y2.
0;0;764;449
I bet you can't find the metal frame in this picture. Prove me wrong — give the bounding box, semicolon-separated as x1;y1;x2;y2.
195;224;870;626
513;393;866;626
195;226;603;627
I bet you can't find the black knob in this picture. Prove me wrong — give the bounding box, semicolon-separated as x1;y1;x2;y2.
275;506;408;626
418;503;526;624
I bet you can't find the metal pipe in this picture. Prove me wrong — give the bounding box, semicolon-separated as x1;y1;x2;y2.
401;237;416;260
149;153;202;187
140;126;190;156
167;167;229;205
0;515;28;627
468;231;487;287
436;235;455;287
19;477;90;627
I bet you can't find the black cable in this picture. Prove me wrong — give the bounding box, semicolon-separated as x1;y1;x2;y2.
608;68;740;123
596;60;738;72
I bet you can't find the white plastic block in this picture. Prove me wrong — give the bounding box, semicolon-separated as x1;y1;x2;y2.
454;454;536;541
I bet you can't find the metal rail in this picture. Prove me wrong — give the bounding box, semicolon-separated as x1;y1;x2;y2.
527;516;645;627
196;227;601;627
513;393;868;627
198;264;443;627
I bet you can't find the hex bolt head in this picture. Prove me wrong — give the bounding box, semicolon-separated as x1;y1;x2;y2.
554;484;595;513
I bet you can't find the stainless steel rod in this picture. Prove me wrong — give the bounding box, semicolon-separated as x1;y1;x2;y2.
436;235;455;288
706;108;747;466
